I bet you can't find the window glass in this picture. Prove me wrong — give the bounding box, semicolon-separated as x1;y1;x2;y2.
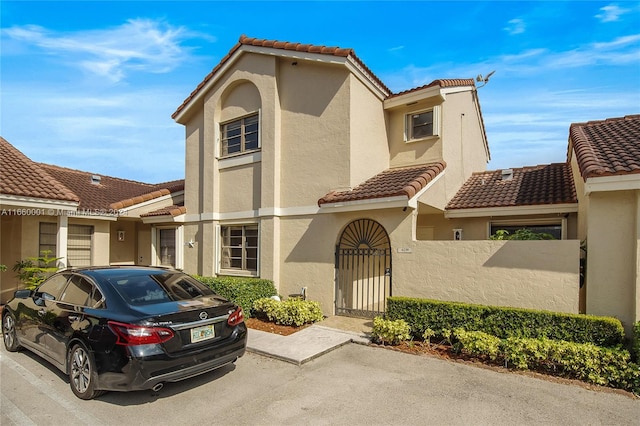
39;222;57;259
490;224;561;240
109;272;214;306
221;113;259;156
410;111;434;139
221;225;258;273
159;228;176;267
38;274;70;300
60;275;94;306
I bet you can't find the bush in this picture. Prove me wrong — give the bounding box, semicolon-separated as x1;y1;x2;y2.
371;317;411;345
455;330;639;394
252;297;324;327
633;322;640;362
194;275;277;317
386;297;625;347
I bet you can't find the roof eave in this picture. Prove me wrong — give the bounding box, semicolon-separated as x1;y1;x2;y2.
445;203;579;219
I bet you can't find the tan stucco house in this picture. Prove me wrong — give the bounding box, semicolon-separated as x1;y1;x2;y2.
0;137;185;303
170;35;583;321
2;34;637;335
568;115;640;333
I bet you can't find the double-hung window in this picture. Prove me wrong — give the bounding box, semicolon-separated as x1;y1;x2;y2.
406;107;440;141
220;225;258;274
221;113;259;157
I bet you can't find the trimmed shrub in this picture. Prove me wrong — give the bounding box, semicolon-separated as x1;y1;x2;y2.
252;297;324;327
194;275;277;317
371;317;411;345
633;322;640;362
386;297;625;347
455;330;639;394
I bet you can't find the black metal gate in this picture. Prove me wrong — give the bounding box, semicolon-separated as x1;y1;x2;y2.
335;219;391;318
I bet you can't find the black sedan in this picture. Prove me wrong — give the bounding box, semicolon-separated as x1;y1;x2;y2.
2;266;247;399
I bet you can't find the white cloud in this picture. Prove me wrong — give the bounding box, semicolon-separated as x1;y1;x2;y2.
504;18;526;35
595;4;629;22
2;19;198;82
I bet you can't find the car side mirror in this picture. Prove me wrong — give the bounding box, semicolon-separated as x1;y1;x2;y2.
14;289;32;299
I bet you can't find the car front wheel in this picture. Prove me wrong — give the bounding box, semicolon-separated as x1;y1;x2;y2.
67;343;104;400
3;313;21;352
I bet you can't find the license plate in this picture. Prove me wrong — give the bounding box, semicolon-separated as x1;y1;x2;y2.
190;324;215;343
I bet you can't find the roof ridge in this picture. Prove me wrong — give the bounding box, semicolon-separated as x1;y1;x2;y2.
38;163;155;186
570;114;640;128
389;78;477;98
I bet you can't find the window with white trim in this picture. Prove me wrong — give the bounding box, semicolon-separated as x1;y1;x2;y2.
406;107;440;141
221;113;259;157
68;224;93;267
220;225;258;274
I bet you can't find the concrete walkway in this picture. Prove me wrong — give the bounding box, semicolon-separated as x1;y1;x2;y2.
246;316;372;365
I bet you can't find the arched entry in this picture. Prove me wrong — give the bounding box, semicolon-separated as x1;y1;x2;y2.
335;219;392;318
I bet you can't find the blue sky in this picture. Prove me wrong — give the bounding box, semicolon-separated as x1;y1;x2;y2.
1;1;639;183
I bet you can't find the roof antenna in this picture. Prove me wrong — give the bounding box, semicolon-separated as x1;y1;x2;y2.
476;70;496;88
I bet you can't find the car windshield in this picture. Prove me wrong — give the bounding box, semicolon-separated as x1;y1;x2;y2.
108;272;214;306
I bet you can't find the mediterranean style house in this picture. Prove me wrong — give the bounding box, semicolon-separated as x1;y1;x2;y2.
1;34;637;335
170;35;584;323
0;136;185;303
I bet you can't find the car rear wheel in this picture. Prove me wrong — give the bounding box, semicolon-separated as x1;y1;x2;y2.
3;313;21;352
68;343;104;400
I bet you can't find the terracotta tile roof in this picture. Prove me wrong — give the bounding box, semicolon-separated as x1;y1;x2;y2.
141;204;187;218
110;180;185;210
39;164;185;212
318;162;446;206
569;114;640;180
0;137;79;203
446;163;577;210
172;35;483;121
389;79;477;98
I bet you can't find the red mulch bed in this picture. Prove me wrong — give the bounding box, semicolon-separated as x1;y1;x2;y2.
245;317;311;336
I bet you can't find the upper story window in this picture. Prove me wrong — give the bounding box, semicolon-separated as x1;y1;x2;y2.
406;106;440;141
221;113;259;157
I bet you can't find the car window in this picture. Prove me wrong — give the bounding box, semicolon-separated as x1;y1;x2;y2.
37;274;70;300
110;273;214;306
60;275;94;306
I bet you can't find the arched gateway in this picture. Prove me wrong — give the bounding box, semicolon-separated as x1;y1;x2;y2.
335;219;392;318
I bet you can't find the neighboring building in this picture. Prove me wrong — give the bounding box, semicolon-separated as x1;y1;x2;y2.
171;35;580;319
568;114;640;333
0;137;185;303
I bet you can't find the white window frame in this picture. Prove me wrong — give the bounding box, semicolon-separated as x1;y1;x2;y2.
488;218;567;240
405;106;440;142
151;226;184;269
219;111;261;158
217;223;259;277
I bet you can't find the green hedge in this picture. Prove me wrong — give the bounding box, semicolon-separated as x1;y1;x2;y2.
633;322;640;362
194;275;277;317
455;329;640;394
386;297;625;347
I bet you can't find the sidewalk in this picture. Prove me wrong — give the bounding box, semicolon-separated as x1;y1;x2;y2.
246;316;372;365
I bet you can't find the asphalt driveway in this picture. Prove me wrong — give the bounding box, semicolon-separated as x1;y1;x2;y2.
2;343;638;425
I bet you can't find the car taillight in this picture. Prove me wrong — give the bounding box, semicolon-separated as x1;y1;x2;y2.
108;321;175;346
227;307;244;326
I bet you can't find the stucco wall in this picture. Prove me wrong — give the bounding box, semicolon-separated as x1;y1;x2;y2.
1;216;22;303
586;190;639;331
393;240;580;313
